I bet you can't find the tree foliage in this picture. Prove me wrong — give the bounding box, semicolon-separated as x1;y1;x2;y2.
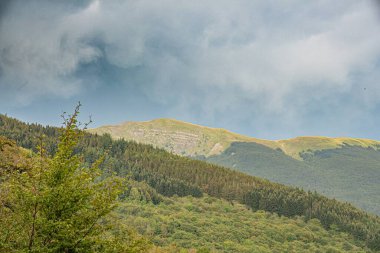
119;195;371;253
0;106;149;252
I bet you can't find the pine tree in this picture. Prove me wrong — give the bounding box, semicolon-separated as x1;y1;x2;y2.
0;104;147;252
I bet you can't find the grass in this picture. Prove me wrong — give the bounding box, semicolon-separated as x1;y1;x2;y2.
88;118;274;157
89;119;380;160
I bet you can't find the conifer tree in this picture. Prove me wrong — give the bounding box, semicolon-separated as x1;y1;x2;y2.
0;104;145;252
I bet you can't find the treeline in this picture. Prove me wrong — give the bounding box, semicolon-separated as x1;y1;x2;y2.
0;114;379;251
0;114;60;154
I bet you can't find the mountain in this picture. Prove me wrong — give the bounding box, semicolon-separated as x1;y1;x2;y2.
1;114;379;252
89;118;380;215
88;118;276;157
0;140;372;253
88;118;380;159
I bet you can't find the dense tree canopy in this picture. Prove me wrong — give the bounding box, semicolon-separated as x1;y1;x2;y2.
0;113;379;251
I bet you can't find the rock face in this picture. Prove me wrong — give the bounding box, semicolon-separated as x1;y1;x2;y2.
88;118;265;157
132;128;202;156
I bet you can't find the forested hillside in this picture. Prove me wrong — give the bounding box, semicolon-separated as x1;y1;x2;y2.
116;195;371;252
1;113;380;252
205;142;380;215
0;135;373;252
90;118;380;215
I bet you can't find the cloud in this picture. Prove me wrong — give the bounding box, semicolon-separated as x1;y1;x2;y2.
1;0;380;137
0;0;101;104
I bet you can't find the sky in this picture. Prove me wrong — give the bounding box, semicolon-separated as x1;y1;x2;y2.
1;0;380;140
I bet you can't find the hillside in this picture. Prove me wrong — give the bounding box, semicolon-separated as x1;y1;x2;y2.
88;118;276;157
206;142;380;215
1;114;379;252
0;138;372;253
88;119;380;159
1;113;380;252
117;195;371;252
89;118;380;215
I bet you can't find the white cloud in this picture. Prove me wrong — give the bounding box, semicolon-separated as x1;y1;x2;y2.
0;0;102;103
1;0;380;121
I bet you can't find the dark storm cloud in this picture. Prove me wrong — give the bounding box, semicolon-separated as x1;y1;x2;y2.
0;3;7;21
0;0;12;19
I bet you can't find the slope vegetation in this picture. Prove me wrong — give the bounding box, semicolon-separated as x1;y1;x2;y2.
118;195;370;252
0;136;372;252
206;142;380;215
1;114;380;251
89;118;380;215
89;118;380;159
88;118;275;157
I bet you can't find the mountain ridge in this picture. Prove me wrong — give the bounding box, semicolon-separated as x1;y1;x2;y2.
88;118;380;160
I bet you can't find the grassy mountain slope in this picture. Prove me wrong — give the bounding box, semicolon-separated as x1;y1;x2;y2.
88;118;276;157
89;119;380;159
277;136;380;160
1;114;380;251
0;136;373;252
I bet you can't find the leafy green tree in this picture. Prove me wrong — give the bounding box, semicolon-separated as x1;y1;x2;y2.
0;104;148;252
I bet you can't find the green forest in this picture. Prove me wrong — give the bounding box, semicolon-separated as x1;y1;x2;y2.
0;109;379;252
204;142;380;215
